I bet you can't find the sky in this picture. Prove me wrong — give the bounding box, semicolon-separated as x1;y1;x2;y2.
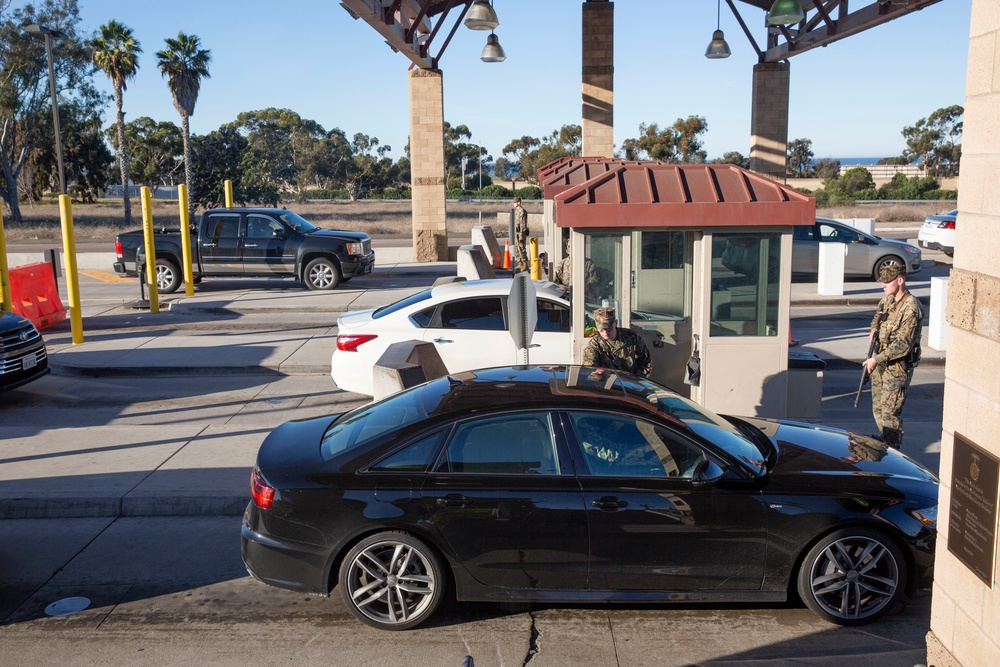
72;0;972;163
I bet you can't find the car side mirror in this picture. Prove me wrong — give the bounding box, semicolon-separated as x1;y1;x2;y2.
691;459;726;487
272;229;287;239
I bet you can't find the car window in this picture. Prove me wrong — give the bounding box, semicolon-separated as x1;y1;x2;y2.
435;413;559;475
793;225;816;241
373;289;433;320
536;299;570;333
246;215;281;239
204;215;240;240
438;297;505;330
321;388;429;460
819;222;858;243
411;307;434;328
567;411;707;478
276;211;318;234
369;430;448;472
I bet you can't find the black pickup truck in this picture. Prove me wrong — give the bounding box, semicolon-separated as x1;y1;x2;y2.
114;207;374;293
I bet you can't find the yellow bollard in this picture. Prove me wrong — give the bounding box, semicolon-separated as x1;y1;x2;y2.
224;179;234;209
140;187;160;314
0;208;12;313
529;238;541;280
58;195;84;344
178;184;195;296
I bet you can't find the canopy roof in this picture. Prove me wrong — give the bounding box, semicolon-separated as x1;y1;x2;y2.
552;162;815;229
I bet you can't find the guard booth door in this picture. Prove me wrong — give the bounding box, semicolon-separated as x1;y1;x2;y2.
570;230;695;396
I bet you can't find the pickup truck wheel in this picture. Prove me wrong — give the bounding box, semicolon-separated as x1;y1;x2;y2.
304;257;341;290
155;259;181;293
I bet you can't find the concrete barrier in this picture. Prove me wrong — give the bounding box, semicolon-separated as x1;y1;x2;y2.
817;242;846;296
472;225;502;268
372;340;448;401
456;244;495;280
929;276;949;351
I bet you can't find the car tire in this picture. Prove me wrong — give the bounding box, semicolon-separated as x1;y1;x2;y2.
872;256;905;281
338;531;444;631
304;257;341;290
797;527;907;625
155;259;181;294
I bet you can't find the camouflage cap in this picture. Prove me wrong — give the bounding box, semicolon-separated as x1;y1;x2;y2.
593;307;616;329
878;264;903;283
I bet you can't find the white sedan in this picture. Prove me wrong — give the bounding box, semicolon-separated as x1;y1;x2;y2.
332;279;576;396
917;209;957;257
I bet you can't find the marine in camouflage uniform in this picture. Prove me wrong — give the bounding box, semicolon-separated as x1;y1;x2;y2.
553;242;599;299
864;264;924;449
512;198;529;271
583;307;652;378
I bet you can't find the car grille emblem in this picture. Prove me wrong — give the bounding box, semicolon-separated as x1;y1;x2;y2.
19;331;30;342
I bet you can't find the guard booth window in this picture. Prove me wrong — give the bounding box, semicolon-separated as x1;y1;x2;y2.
712;233;780;337
584;234;623;314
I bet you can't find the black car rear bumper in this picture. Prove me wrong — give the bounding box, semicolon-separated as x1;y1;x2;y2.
241;504;331;596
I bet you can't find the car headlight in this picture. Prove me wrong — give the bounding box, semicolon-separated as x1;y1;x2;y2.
909;505;937;529
345;242;364;255
903;246;918;254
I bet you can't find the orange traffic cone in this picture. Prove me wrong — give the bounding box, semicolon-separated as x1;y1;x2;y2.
502;240;511;269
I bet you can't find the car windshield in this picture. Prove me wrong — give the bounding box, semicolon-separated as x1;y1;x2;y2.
276;211;318;234
625;378;768;476
321;386;430;460
372;289;434;320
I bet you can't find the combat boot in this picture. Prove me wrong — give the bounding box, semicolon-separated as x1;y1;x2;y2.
882;427;903;449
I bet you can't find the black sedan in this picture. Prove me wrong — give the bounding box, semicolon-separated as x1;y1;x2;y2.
241;366;937;631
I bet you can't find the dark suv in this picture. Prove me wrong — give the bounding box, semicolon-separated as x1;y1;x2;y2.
1;311;50;391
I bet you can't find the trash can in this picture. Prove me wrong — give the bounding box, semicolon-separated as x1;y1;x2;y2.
787;351;826;419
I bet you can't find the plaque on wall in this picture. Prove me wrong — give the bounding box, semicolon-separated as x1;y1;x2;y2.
947;433;999;587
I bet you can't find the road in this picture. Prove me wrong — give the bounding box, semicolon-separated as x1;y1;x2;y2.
0;237;945;666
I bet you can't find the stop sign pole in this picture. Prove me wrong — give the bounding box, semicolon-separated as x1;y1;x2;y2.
508;273;537;365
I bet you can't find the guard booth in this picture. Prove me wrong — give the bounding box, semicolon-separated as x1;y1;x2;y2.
547;161;815;418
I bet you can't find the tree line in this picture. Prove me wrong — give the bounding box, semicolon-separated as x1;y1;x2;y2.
1;1;963;225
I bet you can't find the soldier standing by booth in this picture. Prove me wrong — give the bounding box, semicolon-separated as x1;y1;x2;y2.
512;198;529;272
862;264;924;449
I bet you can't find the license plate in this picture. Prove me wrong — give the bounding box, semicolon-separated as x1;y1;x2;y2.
364;264;373;274
22;353;37;371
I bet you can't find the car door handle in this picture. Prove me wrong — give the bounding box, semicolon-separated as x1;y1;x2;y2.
592;496;628;511
432;338;454;344
203;242;217;248
244;243;258;248
436;494;470;508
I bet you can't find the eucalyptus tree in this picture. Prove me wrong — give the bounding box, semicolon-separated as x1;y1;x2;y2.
0;0;99;220
156;32;211;211
91;19;141;224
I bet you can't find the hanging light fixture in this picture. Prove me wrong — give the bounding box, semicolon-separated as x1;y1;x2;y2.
465;0;499;31
705;0;731;59
480;31;506;63
767;0;804;26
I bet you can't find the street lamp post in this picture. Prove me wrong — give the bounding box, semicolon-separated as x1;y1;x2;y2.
26;23;69;195
478;146;484;203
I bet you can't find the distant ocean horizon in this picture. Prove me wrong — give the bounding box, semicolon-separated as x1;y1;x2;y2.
818;157;884;165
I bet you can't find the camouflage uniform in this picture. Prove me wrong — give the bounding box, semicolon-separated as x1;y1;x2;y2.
583;307;652;377
513;202;529;271
869;284;923;449
554;255;599;298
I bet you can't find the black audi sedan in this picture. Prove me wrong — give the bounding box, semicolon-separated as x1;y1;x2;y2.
241;366;937;631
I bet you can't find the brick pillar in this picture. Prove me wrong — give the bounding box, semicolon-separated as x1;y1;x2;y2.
927;2;1000;666
408;68;448;262
582;0;613;158
749;62;790;182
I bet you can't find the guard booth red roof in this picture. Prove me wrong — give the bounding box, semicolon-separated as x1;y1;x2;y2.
539;157;659;201
550;162;815;229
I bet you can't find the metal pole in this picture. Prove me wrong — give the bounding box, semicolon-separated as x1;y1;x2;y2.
44;34;66;195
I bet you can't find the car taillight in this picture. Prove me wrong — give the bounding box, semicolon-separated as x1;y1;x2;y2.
337;334;377;351
115;239;123;258
250;468;275;510
940;220;955;229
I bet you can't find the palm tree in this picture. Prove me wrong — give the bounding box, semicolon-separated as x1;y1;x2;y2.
156;33;211;213
91;21;142;226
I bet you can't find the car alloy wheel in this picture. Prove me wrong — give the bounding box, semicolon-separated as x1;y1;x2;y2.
797;527;907;625
338;531;443;630
304;257;340;290
155;259;181;293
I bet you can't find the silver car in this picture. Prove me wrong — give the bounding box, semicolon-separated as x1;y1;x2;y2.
792;217;922;280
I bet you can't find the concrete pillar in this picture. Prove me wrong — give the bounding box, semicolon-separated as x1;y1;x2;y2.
749;62;790;182
408;68;448;262
582;0;614;158
927;2;1000;665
